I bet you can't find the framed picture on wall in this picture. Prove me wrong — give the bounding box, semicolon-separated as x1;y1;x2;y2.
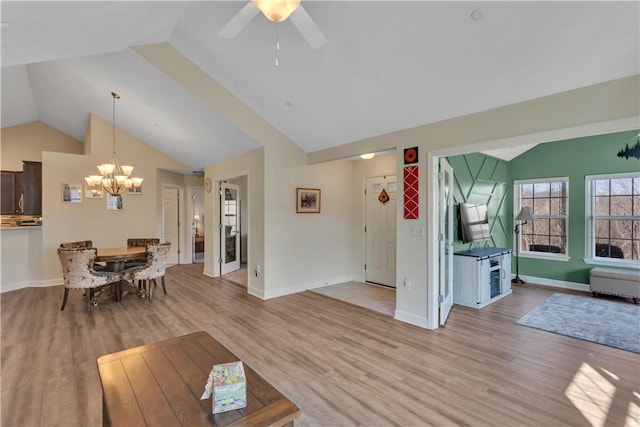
106;194;123;210
127;183;143;195
296;187;321;213
62;183;82;203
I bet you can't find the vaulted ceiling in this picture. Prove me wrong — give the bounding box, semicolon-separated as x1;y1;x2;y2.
2;1;638;171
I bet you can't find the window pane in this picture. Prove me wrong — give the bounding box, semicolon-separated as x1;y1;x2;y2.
595;180;610;196
549;237;566;253
532;219;550;235
611;239;631;260
534;199;550;216
611;195;632;216
534;182;550;198
633;220;640;261
595;196;610;215
595;219;609;238
611;178;632;196
549;219;566;237
549;197;565;215
634;195;640;216
610;219;632;239
521;183;534;198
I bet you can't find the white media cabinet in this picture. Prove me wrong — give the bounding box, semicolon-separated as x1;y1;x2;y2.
453;247;512;309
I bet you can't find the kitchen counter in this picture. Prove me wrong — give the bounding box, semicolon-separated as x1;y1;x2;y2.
1;225;43;293
1;215;42;228
1;225;42;229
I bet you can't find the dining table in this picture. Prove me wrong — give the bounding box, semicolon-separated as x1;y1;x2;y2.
95;246;148;301
95;246;147;272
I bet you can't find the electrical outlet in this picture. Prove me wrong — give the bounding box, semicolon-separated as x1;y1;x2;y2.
255;266;261;277
403;278;411;292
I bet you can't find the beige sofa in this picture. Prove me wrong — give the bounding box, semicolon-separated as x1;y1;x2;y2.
590;267;640;304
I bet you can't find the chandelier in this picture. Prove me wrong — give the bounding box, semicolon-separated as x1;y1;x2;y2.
252;0;300;22
85;92;142;196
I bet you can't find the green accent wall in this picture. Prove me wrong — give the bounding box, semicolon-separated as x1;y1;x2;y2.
510;129;640;284
447;153;510;252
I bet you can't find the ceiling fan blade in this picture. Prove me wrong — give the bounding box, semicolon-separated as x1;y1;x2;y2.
218;2;260;39
289;5;327;49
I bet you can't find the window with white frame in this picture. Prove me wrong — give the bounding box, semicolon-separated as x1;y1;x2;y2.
585;173;640;265
514;178;569;257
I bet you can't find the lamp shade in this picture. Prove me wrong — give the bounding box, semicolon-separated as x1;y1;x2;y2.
515;207;536;222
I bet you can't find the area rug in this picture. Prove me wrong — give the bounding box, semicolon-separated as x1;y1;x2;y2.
516;293;640;354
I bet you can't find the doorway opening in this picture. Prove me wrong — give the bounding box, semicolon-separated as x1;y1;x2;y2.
217;175;248;286
192;187;204;264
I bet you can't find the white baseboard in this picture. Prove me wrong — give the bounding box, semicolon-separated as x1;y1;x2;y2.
394;309;434;329
516;275;590;292
1;278;62;293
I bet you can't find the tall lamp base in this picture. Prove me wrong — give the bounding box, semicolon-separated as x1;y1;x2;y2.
512;276;525;284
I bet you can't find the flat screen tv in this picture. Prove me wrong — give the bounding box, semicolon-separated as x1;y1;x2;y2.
459;203;491;243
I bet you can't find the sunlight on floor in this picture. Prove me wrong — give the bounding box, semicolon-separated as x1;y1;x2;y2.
626;392;640;427
565;362;640;427
565;362;615;427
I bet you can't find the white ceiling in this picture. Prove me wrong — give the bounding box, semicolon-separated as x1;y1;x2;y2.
2;1;638;171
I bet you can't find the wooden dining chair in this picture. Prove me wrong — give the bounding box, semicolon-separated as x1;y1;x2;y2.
123;242;171;301
57;247;122;312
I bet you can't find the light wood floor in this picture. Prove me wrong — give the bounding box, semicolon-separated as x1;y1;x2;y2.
2;264;639;427
311;281;396;316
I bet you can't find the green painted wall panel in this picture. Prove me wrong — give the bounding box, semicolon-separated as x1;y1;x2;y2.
447;153;510;252
510;129;640;284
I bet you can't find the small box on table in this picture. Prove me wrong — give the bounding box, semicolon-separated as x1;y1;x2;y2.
201;361;247;414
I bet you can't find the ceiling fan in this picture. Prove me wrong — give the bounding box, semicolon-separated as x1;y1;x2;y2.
218;0;327;49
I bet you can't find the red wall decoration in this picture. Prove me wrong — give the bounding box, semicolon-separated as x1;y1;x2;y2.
403;147;419;219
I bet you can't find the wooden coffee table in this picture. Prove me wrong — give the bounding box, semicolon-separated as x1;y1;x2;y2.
97;331;300;427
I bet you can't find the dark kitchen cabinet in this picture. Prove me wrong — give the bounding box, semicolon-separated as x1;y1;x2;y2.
22;161;42;215
1;171;24;214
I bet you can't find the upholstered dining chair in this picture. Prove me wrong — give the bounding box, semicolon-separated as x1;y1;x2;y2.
123;242;171;301
60;240;105;270
127;238;160;247
57;247;122;312
59;240;93;249
124;238;160;268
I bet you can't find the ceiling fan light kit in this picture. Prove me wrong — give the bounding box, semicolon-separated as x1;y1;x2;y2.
219;0;327;51
252;0;300;23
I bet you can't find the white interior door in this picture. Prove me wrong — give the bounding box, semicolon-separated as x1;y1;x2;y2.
163;187;180;264
365;175;397;287
439;158;454;325
220;182;240;275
